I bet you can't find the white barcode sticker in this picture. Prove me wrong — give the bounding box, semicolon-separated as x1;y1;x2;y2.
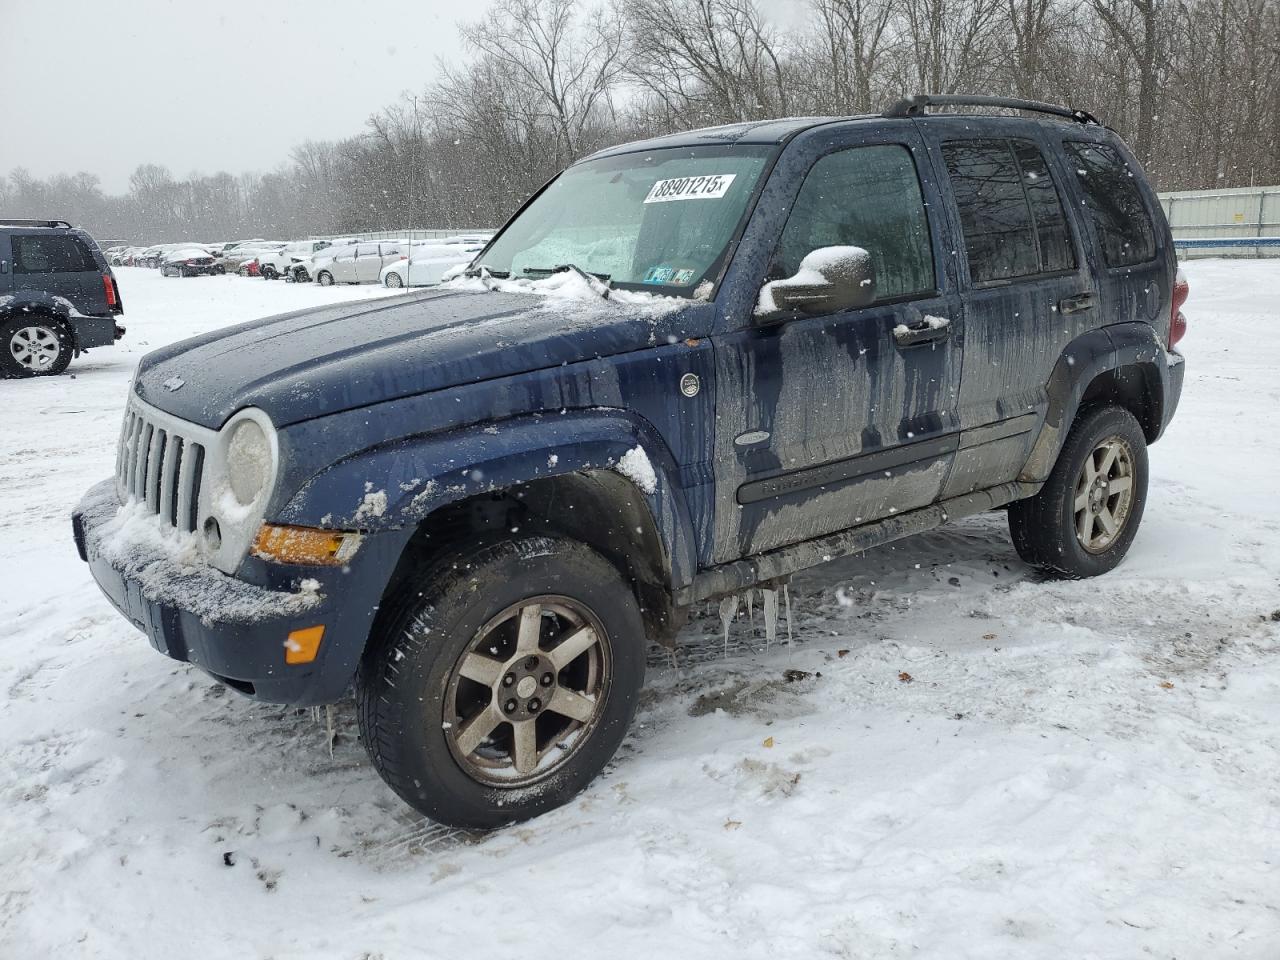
643;174;737;204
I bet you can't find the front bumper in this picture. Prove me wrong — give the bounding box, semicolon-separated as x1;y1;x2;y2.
72;479;408;705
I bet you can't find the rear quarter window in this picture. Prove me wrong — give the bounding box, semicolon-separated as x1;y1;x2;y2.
1064;142;1156;267
941;138;1076;284
12;234;97;274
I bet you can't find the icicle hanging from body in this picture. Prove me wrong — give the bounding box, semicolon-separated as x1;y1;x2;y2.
783;583;793;647
761;587;778;648
718;594;740;659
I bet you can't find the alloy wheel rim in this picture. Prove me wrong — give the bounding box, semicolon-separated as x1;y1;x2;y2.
9;325;61;371
1074;436;1135;553
444;595;611;787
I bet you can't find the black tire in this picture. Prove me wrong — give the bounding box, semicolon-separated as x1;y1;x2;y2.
180;266;191;278
262;266;277;280
384;271;403;288
1008;405;1148;578
1;315;74;378
356;536;647;828
316;270;333;286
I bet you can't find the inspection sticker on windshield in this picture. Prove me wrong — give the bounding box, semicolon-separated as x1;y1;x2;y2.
644;174;737;204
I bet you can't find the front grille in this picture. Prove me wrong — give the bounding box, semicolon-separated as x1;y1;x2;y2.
115;402;206;532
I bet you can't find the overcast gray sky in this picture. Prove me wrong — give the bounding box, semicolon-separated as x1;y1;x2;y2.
0;0;804;195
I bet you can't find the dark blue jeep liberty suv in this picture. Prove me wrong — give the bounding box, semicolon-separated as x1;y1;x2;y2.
73;95;1186;827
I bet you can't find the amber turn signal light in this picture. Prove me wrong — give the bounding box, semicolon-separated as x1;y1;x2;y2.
284;625;325;665
251;524;363;565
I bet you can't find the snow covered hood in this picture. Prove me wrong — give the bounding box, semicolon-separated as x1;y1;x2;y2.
132;279;709;429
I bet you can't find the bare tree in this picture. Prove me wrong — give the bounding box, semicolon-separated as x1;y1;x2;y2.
891;0;1003;95
1088;0;1169;166
622;0;791;127
460;0;627;163
798;0;896;113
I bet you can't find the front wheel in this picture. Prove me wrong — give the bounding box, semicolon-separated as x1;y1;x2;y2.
384;270;404;288
356;537;646;828
1009;405;1148;578
316;270;333;286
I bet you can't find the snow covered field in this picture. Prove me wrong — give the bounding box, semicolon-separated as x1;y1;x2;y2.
2;263;1278;958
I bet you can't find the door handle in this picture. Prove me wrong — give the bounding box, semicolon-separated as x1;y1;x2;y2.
893;314;951;347
1059;292;1096;314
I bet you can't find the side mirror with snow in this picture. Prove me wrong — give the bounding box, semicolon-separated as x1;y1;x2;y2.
756;245;877;321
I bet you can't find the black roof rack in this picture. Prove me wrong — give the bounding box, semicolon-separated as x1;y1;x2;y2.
0;218;73;229
884;94;1100;126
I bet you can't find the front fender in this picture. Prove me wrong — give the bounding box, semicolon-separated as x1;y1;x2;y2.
275;409;700;590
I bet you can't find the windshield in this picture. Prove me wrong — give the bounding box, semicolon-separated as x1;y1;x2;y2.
476;145;774;296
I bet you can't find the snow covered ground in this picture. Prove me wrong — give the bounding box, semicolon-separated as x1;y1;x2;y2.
2;263;1278;958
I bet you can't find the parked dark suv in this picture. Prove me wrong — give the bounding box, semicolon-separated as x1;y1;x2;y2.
1;219;125;377
73;95;1186;827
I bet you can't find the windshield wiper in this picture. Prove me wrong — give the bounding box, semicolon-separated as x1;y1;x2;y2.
464;264;509;279
523;263;612;299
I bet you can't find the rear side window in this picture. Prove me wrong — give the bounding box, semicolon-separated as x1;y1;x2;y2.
1065;142;1156;267
12;234;97;274
772;143;935;302
942;138;1076;283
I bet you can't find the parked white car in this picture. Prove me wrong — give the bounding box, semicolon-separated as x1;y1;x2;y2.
379;240;488;288
291;240;360;283
313;240;407;286
259;239;332;279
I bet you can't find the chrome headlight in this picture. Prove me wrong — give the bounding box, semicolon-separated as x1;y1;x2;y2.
227;419;271;506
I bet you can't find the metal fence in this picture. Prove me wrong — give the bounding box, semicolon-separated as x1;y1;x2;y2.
1158;185;1280;258
310;228;494;243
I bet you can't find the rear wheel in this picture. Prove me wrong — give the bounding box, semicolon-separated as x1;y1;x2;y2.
356;537;646;828
2;317;73;378
262;265;277;280
316;270;333;286
1008;405;1148;578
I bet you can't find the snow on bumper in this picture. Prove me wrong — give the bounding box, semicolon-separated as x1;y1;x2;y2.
72;478;321;625
70;478;347;703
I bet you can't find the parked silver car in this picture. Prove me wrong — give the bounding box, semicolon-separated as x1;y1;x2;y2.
313;240;406;285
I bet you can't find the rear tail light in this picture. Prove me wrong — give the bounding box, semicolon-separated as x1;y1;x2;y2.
102;273;117;307
1169;268;1189;348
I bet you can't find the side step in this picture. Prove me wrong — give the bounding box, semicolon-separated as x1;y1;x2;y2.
676;480;1040;605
